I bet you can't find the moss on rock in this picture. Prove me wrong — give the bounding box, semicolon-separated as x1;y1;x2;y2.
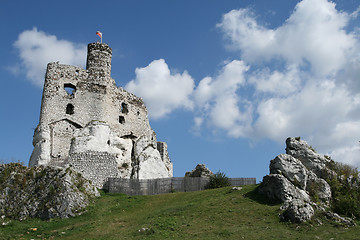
0;163;99;220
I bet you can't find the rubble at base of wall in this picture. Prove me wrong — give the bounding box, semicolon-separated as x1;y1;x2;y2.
107;177;256;195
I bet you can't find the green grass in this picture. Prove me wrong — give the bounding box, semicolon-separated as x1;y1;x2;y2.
1;185;359;240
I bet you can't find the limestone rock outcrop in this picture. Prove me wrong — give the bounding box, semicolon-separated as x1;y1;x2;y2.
185;164;214;178
259;137;353;224
133;135;172;179
66;121;172;188
260;174;311;203
280;199;315;223
285;137;334;178
0;163;99;220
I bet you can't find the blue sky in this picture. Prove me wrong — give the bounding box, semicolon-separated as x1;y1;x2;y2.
1;0;359;182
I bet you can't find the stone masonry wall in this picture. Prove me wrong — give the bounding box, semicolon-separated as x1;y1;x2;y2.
68;151;120;188
38;62;151;142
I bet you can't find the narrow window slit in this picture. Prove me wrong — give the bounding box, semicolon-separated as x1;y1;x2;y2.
119;116;125;124
66;104;74;115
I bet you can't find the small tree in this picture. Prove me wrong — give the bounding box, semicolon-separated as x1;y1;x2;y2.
206;171;231;189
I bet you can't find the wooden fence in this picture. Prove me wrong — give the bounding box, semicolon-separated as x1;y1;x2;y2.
107;177;256;195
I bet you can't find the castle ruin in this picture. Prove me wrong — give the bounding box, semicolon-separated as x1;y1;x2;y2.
29;42;173;188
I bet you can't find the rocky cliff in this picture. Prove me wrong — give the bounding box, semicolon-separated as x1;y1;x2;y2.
0;163;99;220
259;137;357;225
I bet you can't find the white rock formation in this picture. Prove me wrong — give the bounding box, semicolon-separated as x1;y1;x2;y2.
67;121;172;184
132;135;172;179
259;174;311;203
137;147;170;179
29;127;51;166
270;154;313;190
259;137;336;223
269;153;332;202
280;199;315;223
285;137;332;178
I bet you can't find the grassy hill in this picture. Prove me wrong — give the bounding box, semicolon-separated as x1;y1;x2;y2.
1;185;359;240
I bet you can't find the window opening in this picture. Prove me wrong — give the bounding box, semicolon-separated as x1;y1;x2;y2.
66;104;74;115
119;116;125;124
121;102;129;114
64;83;76;96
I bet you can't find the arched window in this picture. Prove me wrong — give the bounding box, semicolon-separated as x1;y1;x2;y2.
66;104;74;115
64;83;76;96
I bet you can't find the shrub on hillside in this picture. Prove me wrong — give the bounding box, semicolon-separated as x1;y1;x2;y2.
324;160;360;218
206;171;231;189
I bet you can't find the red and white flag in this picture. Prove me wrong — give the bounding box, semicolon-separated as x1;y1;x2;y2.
96;31;102;38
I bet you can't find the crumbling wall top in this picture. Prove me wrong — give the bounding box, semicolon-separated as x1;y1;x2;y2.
86;42;113;83
87;42;112;56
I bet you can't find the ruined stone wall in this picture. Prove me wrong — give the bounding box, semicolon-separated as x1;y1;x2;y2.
30;42;173;185
39;63;88;127
32;43;153;165
68;151;120;188
38;54;151;138
102;86;152;138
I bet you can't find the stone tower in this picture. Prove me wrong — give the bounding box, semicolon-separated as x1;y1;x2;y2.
30;42;173;188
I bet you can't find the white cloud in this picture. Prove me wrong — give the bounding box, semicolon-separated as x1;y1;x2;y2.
13;27;86;86
330;144;360;167
216;8;275;63
249;64;303;96
125;59;195;119
217;0;356;77
337;34;360;93
206;0;360;167
350;6;360;18
193;60;252;137
253;81;360;146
